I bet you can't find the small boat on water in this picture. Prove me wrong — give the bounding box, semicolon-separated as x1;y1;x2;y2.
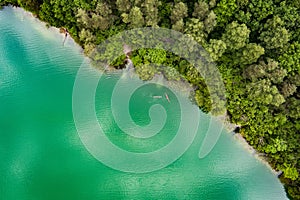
153;95;162;99
165;93;170;103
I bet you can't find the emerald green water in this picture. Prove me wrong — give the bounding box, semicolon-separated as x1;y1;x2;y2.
0;7;288;199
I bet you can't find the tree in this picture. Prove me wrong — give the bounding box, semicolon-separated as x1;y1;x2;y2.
184;18;206;45
274;1;300;31
172;19;184;32
95;2;112;18
206;39;227;61
259;16;289;50
83;43;96;56
116;0;131;13
213;0;238;27
243;59;287;83
204;11;217;33
41;0;77;27
17;0;41;13
192;1;209;20
262;58;278;72
278;42;300;73
135;64;156;80
246;79;285;107
142;0;161;27
170;2;188;23
194;88;211;113
234;43;264;65
281;82;297;98
248;0;274;22
76;3;115;31
79;29;96;44
76;8;91;28
185;65;203;85
243;63;265;81
285;98;300;119
140;49;167;64
288;74;300;86
163;66;181;81
267;68;287;84
221;21;250;51
91;15;110;31
122;6;145;28
280;163;299;181
265;137;287;154
236;0;249;7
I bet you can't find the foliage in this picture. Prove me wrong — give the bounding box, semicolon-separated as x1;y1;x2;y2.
259;16;290;50
141;0;161;27
204;11;217;33
122;6;145;28
135;64;157;81
206;39;227;61
279;42;300;73
213;0;238;27
192;1;209;20
184;18;206;45
233;43;264;65
170;2;188;23
221;21;250;51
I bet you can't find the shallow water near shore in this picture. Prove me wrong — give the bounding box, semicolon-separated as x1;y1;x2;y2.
0;7;288;200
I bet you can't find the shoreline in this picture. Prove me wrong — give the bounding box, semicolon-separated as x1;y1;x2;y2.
4;5;283;178
9;6;83;53
217;114;281;176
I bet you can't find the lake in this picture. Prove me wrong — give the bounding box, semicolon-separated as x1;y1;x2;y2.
0;7;288;200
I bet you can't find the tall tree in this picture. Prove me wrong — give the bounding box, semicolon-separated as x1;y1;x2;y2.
170;2;188;24
122;6;145;28
243;58;287;83
116;0;131;13
259;16;290;50
281;81;297;98
221;21;250;51
213;0;238;27
233;43;264;65
204;11;217;33
141;0;161;27
172;19;184;32
206;39;227;61
246;79;285;107
76;8;91;29
192;1;209;20
79;28;96;44
184;18;206;45
278;42;300;73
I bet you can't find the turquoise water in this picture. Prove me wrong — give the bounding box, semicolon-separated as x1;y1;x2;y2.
0;7;288;200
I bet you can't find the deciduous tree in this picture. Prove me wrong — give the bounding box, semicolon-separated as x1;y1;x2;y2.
142;0;161;27
170;2;188;23
206;39;227;61
204;11;216;33
122;6;145;28
184;18;206;45
221;21;250;51
192;1;209;20
234;43;264;65
259;16;289;50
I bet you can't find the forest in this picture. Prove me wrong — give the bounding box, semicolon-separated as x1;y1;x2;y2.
1;0;299;199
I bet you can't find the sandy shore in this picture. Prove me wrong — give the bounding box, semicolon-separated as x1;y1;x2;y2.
10;6;82;51
215;113;282;175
